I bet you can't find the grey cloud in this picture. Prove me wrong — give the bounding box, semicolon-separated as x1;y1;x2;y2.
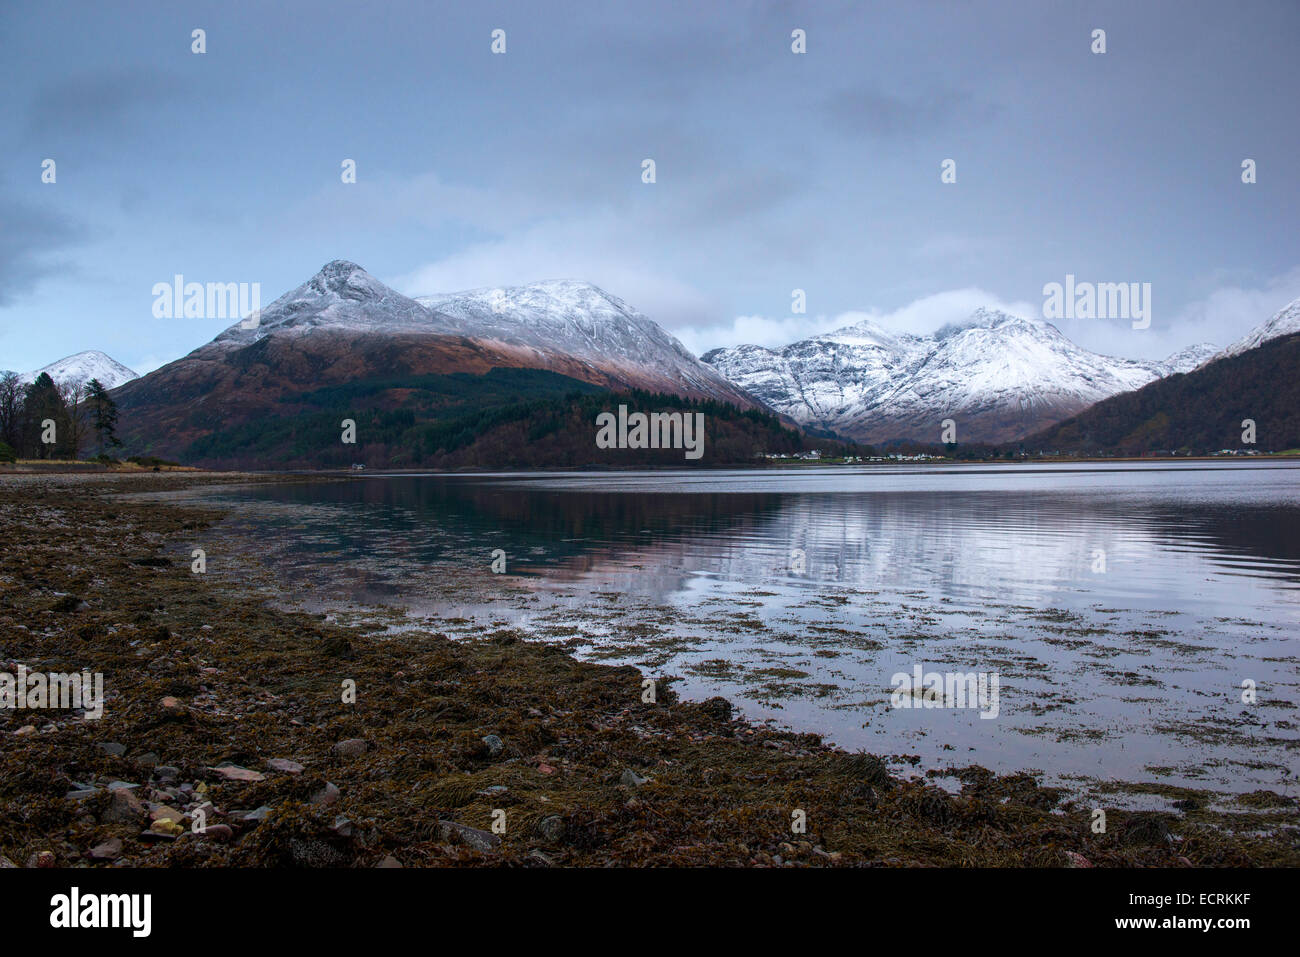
0;198;86;307
27;68;182;135
822;87;997;139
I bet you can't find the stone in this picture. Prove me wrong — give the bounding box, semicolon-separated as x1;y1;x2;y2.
436;821;501;853
620;769;651;787
88;838;122;860
197;823;233;842
309;782;340;806
266;758;304;774
95;742;127;757
376;854;402;868
102;788;146;824
208;764;265;783
144;819;183;839
481;734;504;757
152;765;179;783
331;738;369;760
150;805;185;823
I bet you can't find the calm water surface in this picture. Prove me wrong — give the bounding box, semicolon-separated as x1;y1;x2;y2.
162;461;1300;801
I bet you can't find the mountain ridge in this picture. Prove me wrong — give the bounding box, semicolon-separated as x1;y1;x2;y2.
15;351;139;390
703;309;1218;444
110;260;762;465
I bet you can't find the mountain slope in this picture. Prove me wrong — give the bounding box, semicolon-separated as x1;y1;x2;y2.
1215;297;1300;360
704;308;1212;443
1027;332;1300;454
416;280;755;408
1156;342;1219;375
18;351;139;389
112;261;760;465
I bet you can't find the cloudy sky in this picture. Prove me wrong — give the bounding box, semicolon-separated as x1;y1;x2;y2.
2;0;1297;375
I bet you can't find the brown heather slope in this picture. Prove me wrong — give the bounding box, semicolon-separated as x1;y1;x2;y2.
111;332;521;454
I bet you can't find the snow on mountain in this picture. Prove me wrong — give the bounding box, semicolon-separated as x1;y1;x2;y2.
18;351;139;390
1214;297;1300;361
211;259;461;347
199;261;756;407
703;308;1213;443
416;279;752;406
1155;342;1219;375
702;319;931;431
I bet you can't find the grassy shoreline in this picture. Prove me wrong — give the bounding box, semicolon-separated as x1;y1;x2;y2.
1;472;1295;867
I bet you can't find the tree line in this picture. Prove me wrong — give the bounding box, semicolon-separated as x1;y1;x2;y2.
0;371;121;462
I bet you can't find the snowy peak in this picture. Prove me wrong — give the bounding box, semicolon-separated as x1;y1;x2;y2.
302;259;395;302
1158;342;1219;375
212;260;458;345
816;317;911;351
703;307;1210;443
19;351;139;390
934;307;1044;340
1217;297;1300;360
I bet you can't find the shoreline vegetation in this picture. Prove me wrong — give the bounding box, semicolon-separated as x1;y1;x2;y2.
2;450;1298;477
1;471;1296;868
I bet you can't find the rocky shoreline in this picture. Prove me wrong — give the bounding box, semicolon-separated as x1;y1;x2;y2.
1;472;1295;867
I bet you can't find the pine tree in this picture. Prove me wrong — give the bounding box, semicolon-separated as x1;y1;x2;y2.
22;373;65;459
86;378;121;456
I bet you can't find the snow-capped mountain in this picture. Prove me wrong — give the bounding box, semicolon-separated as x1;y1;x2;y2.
1213;296;1300;361
416;280;751;406
211;259;462;347
112;261;763;464
1155;342;1219;375
703;308;1215;443
203;261;753;406
19;351;139;390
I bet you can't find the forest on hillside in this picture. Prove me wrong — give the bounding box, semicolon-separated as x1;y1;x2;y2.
1027;333;1300;455
181;368;826;469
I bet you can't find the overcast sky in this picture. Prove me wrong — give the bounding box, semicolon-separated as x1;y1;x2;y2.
2;0;1298;375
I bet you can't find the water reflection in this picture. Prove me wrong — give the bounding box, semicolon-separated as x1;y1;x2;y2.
175;462;1300;797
